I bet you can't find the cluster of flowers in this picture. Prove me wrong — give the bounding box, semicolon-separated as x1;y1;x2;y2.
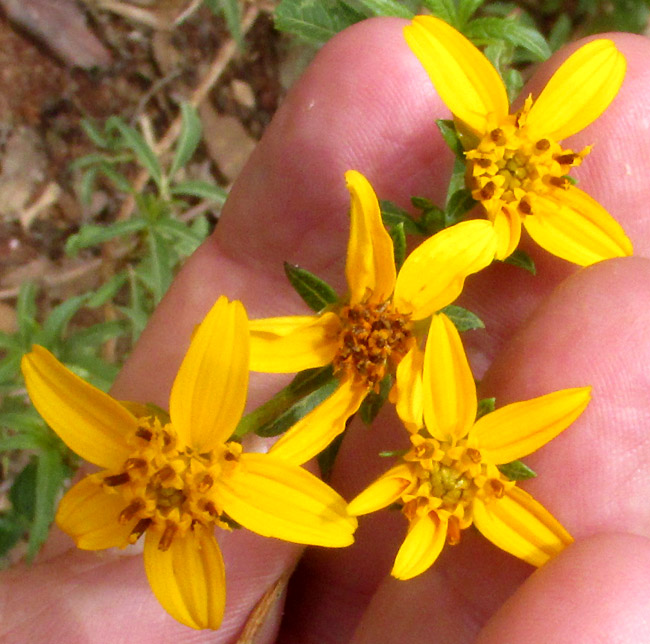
21;16;632;631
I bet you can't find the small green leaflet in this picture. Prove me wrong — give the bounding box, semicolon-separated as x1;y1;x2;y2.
504;249;536;275
388;222;406;272
476;396;495;420
498;459;537;481
284;262;339;312
359;374;392;425
440;305;484;332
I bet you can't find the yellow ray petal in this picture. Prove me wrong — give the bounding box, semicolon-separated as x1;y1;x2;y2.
422;314;477;442
526;187;633;266
404;16;509;136
394;220;497;319
56;475;134;550
470;386;591;464
392;512;447;580
249;312;341;373
492;205;522;261
393;345;425;432
21;345;136;470
473;486;573;567
144;526;225;630
216;453;357;547
526;39;626;141
169;296;248;452
345;170;396;306
269;378;366;465
347;463;415;516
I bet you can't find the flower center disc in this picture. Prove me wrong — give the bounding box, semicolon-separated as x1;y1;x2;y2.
333;301;413;389
465;98;589;218
102;418;240;550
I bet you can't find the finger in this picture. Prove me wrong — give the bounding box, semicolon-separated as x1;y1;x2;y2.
476;533;650;644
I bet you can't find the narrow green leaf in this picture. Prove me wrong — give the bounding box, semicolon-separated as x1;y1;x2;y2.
155;217;207;255
380;200;424;236
445;158;469;209
95;162;134;194
355;0;413;18
65;219;147;256
80;119;111;148
445;188;477;226
205;0;244;47
65;320;127;352
476;396;495;420
106;117;163;188
503;68;524;104
0;330;21;351
9;461;37;521
27;450;73;561
440;305;485;332
0;433;45;452
16;282;38;336
145;230;174;305
436;119;465;160
170;180;228;205
420;0;458;26
169;103;203;178
0;354;21;384
284;262;339;313
465;17;552;62
359;374;392;425
85;273;128;308
498;459;537;481
317;429;346;481
0;516;24;558
504;248;536;275
39;294;89;348
457;0;485;28
388;222;406;272
274;0;365;45
233;366;337;439
548;13;572;52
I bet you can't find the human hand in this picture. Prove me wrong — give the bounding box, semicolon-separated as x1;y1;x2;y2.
2;17;650;644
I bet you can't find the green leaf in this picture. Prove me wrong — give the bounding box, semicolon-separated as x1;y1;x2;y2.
457;0;485;27
9;461;37;521
170;180;228;205
16;282;38;340
0;331;21;351
465;17;552;62
234;366;339;438
65;219;147;255
284;262;339;312
27;450;73;561
436;119;465;160
380;200;424;236
80;119;111;148
359;374;391;424
155;217;207;255
354;0;413;18
0;354;21;385
503;68;524;104
106;117;163;188
317;429;346;481
169;103;203;178
145;230;174;305
504;248;536;275
85;273;128;308
65;320;127;353
420;0;458;26
274;0;365;45
0;432;45;453
548;13;572;52
440;305;485;332
498;459;537;481
205;0;244;47
0;515;24;558
445;158;469;209
388;222;406;272
445;188;476;226
95;162;134;194
476;396;495;420
39;294;90;348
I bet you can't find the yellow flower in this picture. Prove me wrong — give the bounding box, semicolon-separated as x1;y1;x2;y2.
249;170;497;464
348;314;590;579
404;15;633;265
21;297;357;630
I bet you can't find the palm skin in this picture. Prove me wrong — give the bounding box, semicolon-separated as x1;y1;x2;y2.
2;17;650;644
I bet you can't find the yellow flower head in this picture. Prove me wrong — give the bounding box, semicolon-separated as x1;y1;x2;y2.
348;315;591;579
21;297;357;630
404;15;633;265
249;170;498;464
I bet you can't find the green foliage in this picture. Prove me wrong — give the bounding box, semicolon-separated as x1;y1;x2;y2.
498;459;537;480
441;305;485;332
359;374;392;424
284;262;340;312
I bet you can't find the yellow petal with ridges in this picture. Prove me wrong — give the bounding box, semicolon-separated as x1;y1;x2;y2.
525;187;633;266
249;312;340;373
144;526;225;630
394;220;497;319
470;386;591;464
56;475;134;550
347;463;415;516
526;39;626;141
21;345;136;470
394;345;425;432
216;453;357;547
392;513;447;580
345;170;396;306
269;377;366;465
422;314;477;442
404;16;509;136
492;205;522;261
169;296;248;452
473;486;573;567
